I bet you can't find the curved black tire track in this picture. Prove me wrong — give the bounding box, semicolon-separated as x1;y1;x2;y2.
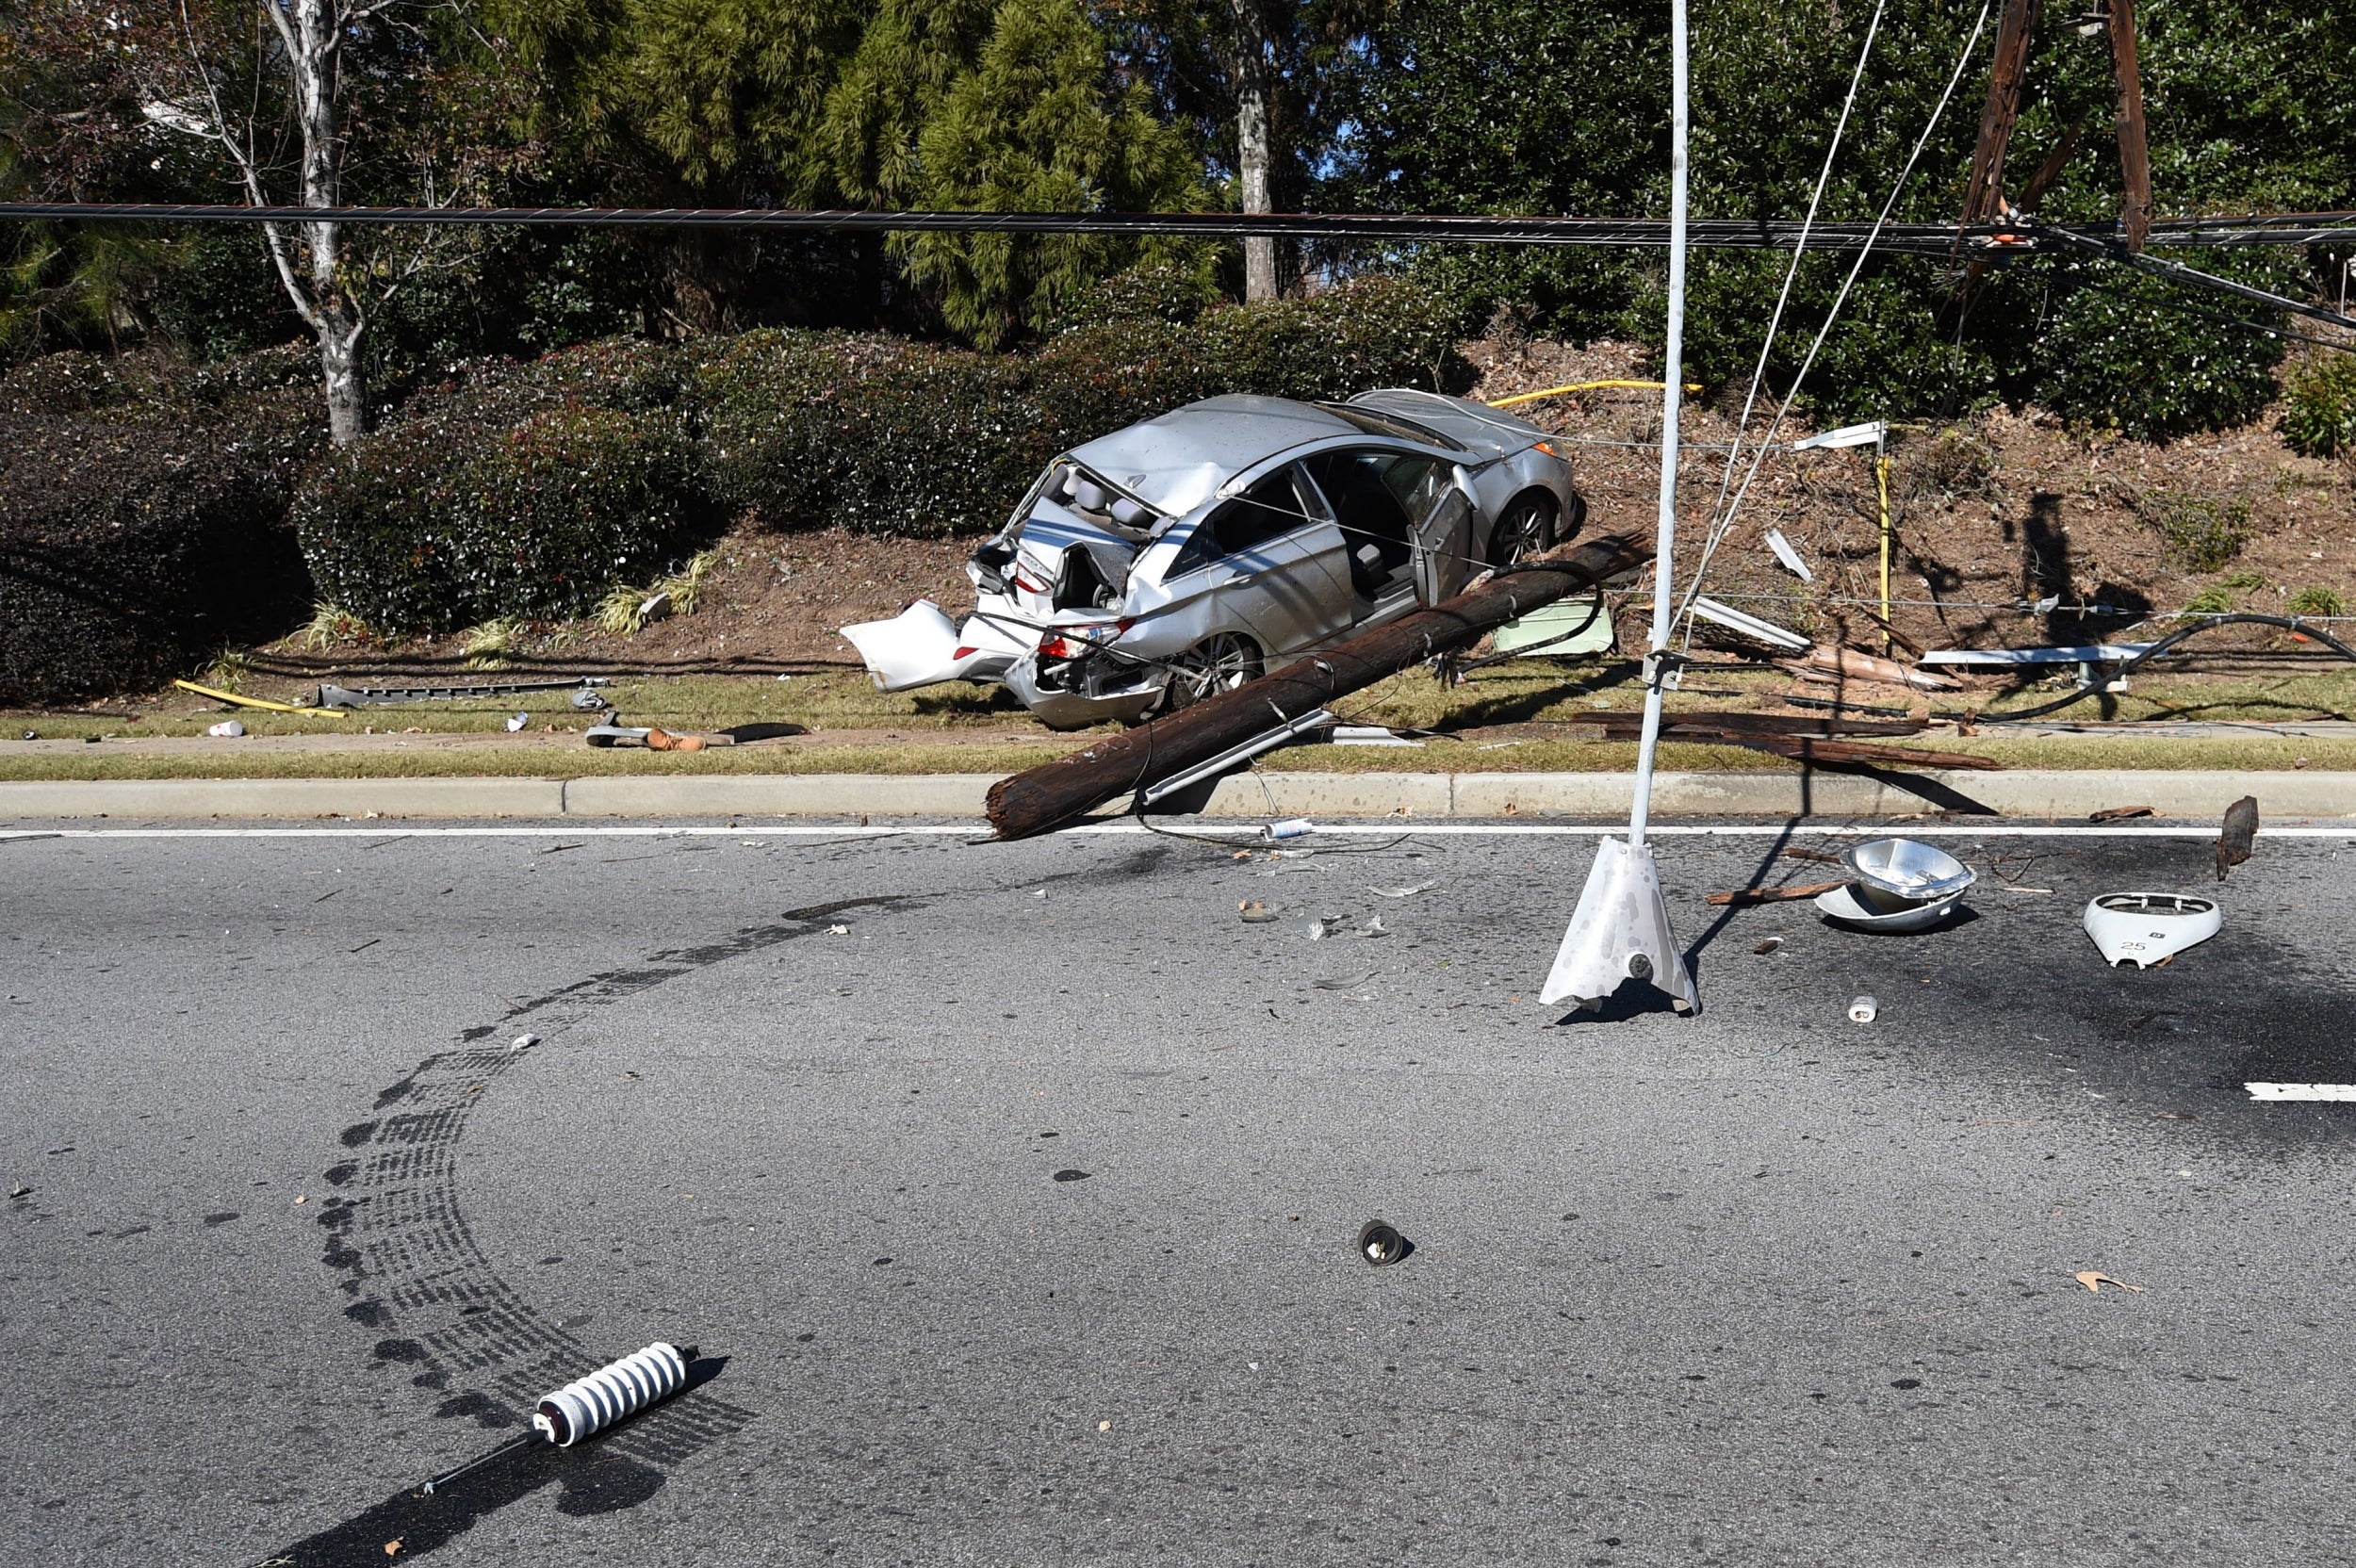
254;897;912;1564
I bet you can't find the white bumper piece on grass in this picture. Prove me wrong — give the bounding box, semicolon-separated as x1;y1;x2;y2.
841;600;1027;693
1541;837;1698;1014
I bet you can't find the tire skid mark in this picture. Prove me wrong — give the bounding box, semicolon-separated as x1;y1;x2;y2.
323;894;920;1472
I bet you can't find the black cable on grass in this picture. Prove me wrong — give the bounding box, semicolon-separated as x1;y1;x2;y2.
1977;613;2356;725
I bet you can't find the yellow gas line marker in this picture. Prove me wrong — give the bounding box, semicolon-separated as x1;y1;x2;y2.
172;678;350;719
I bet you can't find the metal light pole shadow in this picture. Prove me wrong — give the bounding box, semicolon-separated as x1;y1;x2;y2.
1541;0;1701;1018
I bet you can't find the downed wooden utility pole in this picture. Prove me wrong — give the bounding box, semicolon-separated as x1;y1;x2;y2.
986;532;1648;840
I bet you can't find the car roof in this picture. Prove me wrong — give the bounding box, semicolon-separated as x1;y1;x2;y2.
1067;395;1364;519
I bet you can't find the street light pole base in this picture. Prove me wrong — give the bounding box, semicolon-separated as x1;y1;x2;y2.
1541;837;1700;1015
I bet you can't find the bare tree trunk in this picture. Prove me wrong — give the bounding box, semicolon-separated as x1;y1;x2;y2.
318;306;366;446
169;0;395;443
1227;0;1279;302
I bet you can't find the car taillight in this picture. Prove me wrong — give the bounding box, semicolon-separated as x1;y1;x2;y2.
1038;618;1130;662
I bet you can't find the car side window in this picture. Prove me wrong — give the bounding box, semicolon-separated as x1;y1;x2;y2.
1380;457;1448;528
1171;466;1317;575
1303;449;1428;545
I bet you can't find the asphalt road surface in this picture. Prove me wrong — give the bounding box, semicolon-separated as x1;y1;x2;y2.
5;818;2354;1567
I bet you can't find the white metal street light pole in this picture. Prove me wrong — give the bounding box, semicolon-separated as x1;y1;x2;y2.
1540;0;1700;1015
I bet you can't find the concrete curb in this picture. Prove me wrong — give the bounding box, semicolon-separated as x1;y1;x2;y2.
4;769;2349;821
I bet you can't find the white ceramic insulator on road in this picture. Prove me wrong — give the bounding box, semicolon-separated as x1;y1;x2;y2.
532;1342;687;1446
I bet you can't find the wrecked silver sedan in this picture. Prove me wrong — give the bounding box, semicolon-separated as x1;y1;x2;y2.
843;388;1584;727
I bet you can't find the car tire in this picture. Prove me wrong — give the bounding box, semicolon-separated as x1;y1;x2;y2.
1158;632;1264;712
1488;492;1558;568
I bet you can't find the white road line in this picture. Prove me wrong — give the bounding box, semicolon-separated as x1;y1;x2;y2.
3;823;2353;841
2245;1083;2356;1102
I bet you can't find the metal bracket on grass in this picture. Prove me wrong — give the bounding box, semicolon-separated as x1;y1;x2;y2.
316;677;611;708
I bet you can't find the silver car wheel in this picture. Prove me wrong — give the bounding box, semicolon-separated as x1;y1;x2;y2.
1160;632;1264;711
1487;492;1556;567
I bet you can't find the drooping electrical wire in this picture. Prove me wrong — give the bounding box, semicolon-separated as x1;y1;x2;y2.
1697;0;1889;602
1673;0;1997;631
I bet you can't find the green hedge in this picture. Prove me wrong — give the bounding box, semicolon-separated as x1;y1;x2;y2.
699;273;1474;538
0;351;320;705
182;273;1469;634
296;398;704;630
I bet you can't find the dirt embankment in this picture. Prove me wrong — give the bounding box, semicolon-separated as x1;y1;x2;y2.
1462;334;2354;656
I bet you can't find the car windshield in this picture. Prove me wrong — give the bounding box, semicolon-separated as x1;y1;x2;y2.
1313;402;1467;451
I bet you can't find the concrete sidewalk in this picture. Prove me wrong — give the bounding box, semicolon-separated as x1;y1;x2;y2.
1;768;2348;821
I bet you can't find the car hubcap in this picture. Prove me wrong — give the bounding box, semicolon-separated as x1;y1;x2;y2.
1165;635;1260;709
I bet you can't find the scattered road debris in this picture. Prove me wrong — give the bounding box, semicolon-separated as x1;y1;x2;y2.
1815;838;1973;931
1763;527;1814;582
532;1342;691;1446
1302;915;1346;940
1847;839;1977;902
1780;847;1846;864
1817;882;1963;930
8;1183;30;1199
570;687;614;711
1361;917;1390;939
1331;725;1424;747
504;712;530;732
1708;880;1845;906
408;1341;696;1504
1848;995;1878;1022
511;1034;538;1052
1031;888;1047;898
206;719;245;738
1237;901;1277;923
1752;937;1784;955
1263;818;1314;841
2073;1271;2144;1295
1366;881;1435;898
2244;1083;2356;1102
1316;970;1380;990
1489;590;1616;660
2217;795;2258;880
1357;1219;1406;1266
827;923;850;935
2085;893;2220;968
2089;805;2157;822
646;727;706;753
1779;645;1961;692
1053;1168;1091;1183
1691;595;1811;652
532;841;581;856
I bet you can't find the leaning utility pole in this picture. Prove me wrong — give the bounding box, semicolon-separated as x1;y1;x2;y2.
1959;0;2039;226
2107;0;2151;250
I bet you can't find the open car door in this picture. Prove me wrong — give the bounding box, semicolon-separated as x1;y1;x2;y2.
1410;468;1477;606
